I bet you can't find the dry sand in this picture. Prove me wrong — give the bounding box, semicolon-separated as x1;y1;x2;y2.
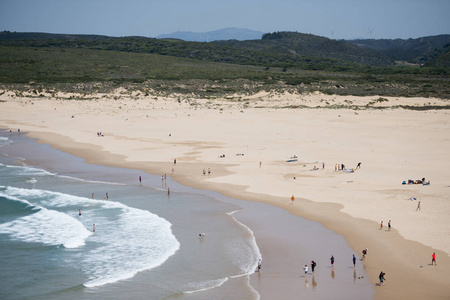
1;89;449;299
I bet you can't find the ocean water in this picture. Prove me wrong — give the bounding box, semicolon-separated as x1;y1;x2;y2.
0;133;261;300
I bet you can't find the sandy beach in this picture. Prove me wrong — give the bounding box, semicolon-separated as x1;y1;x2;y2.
1;89;449;299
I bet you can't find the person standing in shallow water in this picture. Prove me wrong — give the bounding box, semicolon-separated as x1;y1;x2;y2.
353;254;356;268
330;255;335;268
311;261;316;274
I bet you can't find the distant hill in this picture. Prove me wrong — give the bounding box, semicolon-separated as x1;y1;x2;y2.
347;35;450;64
213;31;394;66
0;31;111;41
157;27;264;42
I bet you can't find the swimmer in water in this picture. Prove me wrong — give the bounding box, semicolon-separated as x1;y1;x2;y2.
199;233;205;238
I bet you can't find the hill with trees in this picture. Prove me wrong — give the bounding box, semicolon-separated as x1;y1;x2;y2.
347;34;450;64
213;31;394;66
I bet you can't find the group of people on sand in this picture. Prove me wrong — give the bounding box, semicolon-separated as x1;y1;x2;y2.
202;168;211;176
334;162;361;171
402;177;430;185
379;220;392;231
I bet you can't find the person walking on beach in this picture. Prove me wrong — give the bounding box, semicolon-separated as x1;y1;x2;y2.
388;220;391;231
379;271;385;286
432;252;437;266
311;261;316;274
356;162;361;169
380;221;383;230
416;201;421;211
353;254;356;269
322;162;325;169
174;159;176;165
362;248;368;260
139;176;142;185
303;265;308;277
330;255;335;268
257;259;262;272
291;195;295;204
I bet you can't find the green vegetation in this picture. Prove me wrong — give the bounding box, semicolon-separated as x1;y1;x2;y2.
0;31;449;99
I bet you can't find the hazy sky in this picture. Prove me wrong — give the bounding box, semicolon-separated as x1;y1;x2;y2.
1;0;449;39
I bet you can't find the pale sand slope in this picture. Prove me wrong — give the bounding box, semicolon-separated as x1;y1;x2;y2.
1;90;449;299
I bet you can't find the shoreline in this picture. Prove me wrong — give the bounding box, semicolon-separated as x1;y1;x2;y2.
1;92;450;299
1;131;374;299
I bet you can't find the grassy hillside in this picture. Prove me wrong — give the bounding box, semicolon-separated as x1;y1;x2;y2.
0;36;367;72
1;45;448;99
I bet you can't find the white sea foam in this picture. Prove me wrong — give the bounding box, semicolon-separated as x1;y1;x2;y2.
0;185;180;287
0;136;12;147
82;203;180;287
225;210;262;299
0;207;92;248
227;211;261;276
26;177;37;184
5;164;56;176
0;187;36;208
183;278;229;294
57;174;126;186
